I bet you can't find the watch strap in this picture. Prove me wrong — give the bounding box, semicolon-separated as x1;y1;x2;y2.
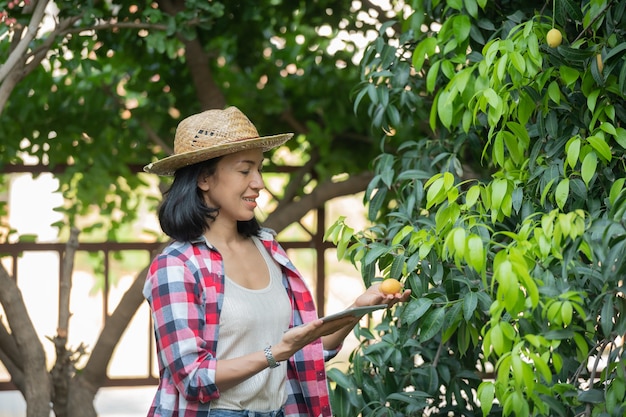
264;345;280;368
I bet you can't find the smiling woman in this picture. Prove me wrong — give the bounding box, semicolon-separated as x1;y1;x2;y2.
141;107;410;417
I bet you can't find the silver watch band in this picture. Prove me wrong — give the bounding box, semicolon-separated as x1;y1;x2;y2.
264;345;280;368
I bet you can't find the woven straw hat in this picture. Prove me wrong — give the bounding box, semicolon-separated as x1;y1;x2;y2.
144;106;293;175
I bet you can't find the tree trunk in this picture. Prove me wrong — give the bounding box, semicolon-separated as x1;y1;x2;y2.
67;375;98;417
0;265;52;417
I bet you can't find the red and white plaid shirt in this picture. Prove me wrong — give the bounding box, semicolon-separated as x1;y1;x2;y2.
143;228;337;417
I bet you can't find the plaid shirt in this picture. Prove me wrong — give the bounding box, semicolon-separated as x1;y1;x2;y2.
143;228;337;417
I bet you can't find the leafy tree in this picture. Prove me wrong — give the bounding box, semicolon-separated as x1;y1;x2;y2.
0;1;394;415
326;0;626;416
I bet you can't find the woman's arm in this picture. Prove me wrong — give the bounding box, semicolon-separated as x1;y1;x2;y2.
321;283;412;351
145;254;220;403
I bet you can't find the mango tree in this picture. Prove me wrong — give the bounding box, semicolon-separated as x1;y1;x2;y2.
326;0;626;415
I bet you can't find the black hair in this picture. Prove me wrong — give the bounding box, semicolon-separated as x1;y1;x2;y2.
158;157;261;242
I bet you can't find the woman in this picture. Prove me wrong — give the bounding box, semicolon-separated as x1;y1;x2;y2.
143;107;410;417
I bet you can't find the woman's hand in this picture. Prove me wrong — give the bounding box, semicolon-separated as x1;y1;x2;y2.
273;316;356;361
354;282;412;308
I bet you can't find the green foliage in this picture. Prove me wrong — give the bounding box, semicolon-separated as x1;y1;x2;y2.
0;0;380;240
327;0;626;416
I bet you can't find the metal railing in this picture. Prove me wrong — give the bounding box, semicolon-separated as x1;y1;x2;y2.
0;217;333;391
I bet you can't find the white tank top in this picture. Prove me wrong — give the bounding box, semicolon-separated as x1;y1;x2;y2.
211;236;291;411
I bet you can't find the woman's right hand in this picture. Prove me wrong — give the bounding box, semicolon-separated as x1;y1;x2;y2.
273;316;356;361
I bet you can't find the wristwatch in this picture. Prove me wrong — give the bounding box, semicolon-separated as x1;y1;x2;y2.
264;345;280;368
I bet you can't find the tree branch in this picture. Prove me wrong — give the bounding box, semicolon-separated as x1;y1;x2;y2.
264;171;373;233
0;255;51;412
0;0;47;83
0;318;23;391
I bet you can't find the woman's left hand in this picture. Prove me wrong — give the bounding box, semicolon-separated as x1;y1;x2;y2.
354;282;412;309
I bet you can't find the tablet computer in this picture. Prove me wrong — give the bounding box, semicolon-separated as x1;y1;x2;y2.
321;304;388;323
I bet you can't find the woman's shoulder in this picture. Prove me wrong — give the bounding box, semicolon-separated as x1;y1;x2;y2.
258;227;278;241
155;238;213;261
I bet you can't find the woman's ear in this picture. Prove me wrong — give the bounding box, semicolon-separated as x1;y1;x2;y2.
197;174;211;191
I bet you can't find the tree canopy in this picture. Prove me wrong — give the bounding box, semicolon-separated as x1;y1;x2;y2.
0;1;395;415
0;0;389;239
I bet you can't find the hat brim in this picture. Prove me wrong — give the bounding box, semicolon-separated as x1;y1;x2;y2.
144;133;294;176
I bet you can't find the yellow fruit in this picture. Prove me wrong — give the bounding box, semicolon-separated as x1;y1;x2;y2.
546;28;563;48
596;53;604;73
380;278;402;295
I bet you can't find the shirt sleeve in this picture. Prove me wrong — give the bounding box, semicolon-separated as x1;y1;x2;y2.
144;253;220;403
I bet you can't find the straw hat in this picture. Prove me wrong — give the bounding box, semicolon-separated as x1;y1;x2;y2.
144;106;294;176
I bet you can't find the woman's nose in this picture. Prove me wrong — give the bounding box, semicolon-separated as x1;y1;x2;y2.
251;171;265;190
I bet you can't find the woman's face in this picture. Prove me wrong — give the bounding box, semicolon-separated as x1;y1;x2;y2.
198;148;266;223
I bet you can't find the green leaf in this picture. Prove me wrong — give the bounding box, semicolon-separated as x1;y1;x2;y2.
581;152;598;186
559;65;580;87
587;135;612;161
517;91;535;125
464;0;478;18
404;298;434;324
477;382;495;416
426;177;445;209
426;60;441;94
437;90;453;128
412;37;438;72
601;296;614;337
577;389;605;404
447;0;464;10
419;307;446;341
615;127;626;148
558;46;595;61
609;178;626;206
530;352;553;383
599;122;617;136
561;0;584;20
452;227;466;259
491;178;508;210
507;122;530;148
490;324;505;355
587;89;600;113
502;131;522;164
566;136;581;169
463;291;478;321
555;178;570;210
493;131;505;166
390;254;406;279
466;234;485;272
327;367;355;390
465;185;481;208
368;187;387;220
619;57;626;97
336;225;354;260
364;243;390;266
453;15;471;43
548;80;561;104
561;301;573;326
